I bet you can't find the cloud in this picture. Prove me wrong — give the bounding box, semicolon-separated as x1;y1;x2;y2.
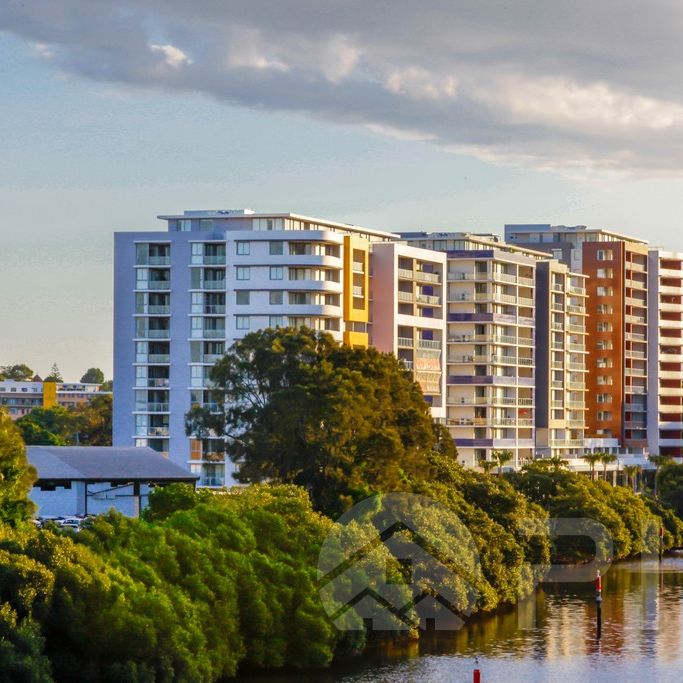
149;43;192;69
3;0;683;175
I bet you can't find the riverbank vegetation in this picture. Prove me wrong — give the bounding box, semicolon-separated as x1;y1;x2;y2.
2;329;683;680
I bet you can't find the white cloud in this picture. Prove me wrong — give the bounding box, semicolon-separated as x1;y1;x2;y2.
149;43;192;69
4;0;683;175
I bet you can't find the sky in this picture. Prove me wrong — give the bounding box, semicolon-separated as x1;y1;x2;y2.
2;0;683;380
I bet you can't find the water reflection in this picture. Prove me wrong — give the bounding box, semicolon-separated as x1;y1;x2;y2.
234;556;683;682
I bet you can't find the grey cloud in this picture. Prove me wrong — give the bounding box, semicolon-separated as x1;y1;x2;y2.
3;0;683;174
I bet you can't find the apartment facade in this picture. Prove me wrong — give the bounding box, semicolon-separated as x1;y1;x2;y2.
505;225;649;453
647;250;683;457
533;261;588;460
114;209;445;487
371;242;447;419
0;380;108;419
400;233;566;468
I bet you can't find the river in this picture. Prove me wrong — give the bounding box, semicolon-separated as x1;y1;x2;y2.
235;555;683;682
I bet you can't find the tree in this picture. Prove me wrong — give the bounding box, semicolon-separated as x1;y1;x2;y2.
648;454;673;498
0;364;34;382
491;449;513;476
623;464;640;493
599;453;617;483
15;407;74;446
43;364;62;383
547;456;569;472
477;453;496;475
72;394;112;446
582;452;602;481
657;462;683;517
185;327;453;516
0;410;37;525
79;368;104;384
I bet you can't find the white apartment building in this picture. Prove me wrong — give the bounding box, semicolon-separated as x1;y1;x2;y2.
371;242;447;420
114;210;449;487
647;249;683;458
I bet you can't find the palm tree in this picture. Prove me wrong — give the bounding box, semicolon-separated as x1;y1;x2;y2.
623;464;639;493
492;449;513;476
648;454;673;498
477;453;496;475
547;456;569;472
599;453;618;483
582;452;602;481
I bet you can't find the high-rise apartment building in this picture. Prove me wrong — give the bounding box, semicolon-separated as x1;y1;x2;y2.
400;232;587;468
647;250;683;457
533;260;588;460
505;225;649;453
114;210;450;487
371;242;447;419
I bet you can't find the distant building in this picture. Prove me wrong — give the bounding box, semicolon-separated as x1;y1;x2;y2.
27;446;197;518
0;380;109;420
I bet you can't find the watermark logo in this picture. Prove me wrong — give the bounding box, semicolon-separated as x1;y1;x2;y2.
317;492;485;631
318;492;617;633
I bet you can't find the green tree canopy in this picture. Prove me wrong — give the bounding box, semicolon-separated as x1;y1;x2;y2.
186;327;454;516
43;364;62;383
0;410;37;526
79;368;105;384
0;364;34;382
15;407;73;447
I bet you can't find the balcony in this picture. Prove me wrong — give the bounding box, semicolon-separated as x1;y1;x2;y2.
202;255;226;265
148;354;170;363
353;286;364;298
139;403;169;413
416;294;441;306
140;329;170;339
202;329;226;339
201;280;226;290
146;280;171;291
147;255;171;266
398;337;413;348
415;270;440;284
202;305;226;315
417;339;441;350
398;291;414;302
139;378;170;388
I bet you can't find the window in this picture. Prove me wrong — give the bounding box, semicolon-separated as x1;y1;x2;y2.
597;394;612;403
597;376;613;385
236;266;250;280
597;322;613;332
269;241;284;255
597;286;613;296
597;304;613;314
597;340;613;350
270;266;284;280
289;292;311;305
597;249;614;261
596;268;613;279
253;218;283;231
236;241;250;255
236;316;250;330
236;291;250;305
551;249;563;260
597;411;612;421
199;219;214;232
270;291;283;305
269;316;284;328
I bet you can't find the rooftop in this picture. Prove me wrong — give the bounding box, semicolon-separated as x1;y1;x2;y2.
504;224;649;245
28;446;198;483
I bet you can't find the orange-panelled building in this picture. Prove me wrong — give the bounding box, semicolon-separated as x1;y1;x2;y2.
582;240;648;448
504;224;650;453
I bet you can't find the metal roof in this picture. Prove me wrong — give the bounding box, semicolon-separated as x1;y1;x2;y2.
27;446;198;483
